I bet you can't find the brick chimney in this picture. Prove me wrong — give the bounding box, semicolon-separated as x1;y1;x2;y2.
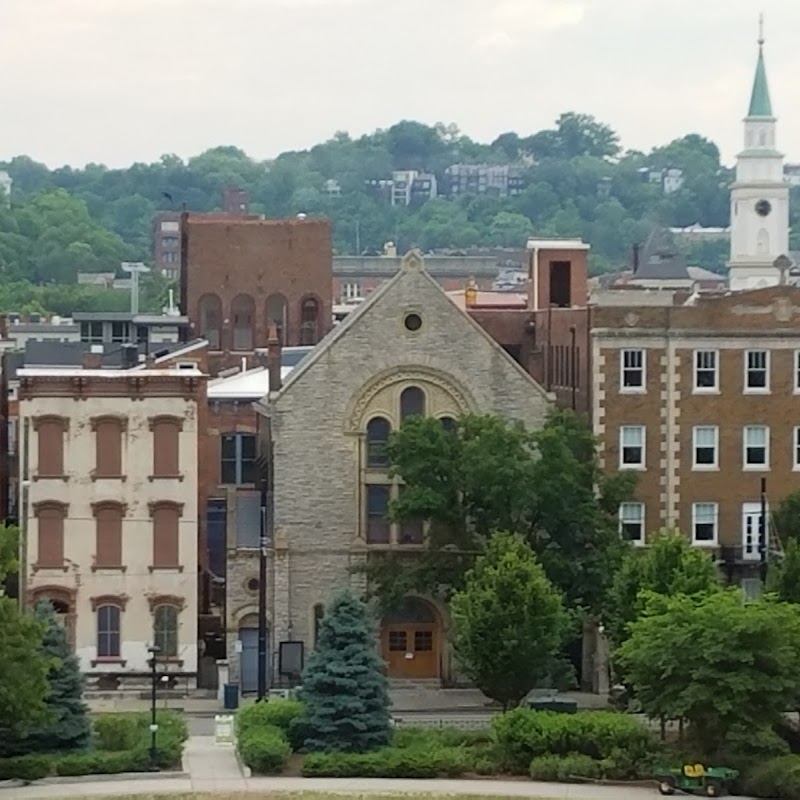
267;325;282;394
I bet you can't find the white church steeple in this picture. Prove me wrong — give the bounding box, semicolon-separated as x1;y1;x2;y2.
727;16;790;291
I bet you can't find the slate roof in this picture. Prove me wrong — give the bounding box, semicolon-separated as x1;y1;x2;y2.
632;227;691;281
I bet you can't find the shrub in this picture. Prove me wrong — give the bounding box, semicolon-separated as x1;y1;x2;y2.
236;699;304;739
530;753;602;782
393;726;490;749
301;746;469;778
93;714;140;752
238;726;291;775
492;709;653;774
599;746;657;780
743;755;800;799
0;754;53;782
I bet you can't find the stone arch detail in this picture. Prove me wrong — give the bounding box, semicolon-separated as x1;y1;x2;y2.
345;366;476;432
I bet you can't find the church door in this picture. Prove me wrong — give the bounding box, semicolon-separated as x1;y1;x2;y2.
380;598;441;679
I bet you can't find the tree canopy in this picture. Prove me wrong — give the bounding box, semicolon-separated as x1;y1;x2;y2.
366;409;634;618
605;530;721;647
4;114;796;307
617;591;800;753
451;532;570;709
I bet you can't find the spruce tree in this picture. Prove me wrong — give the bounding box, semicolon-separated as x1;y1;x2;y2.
298;589;391;753
26;601;91;753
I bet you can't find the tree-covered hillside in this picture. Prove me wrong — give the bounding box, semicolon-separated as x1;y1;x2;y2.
2;114;799;300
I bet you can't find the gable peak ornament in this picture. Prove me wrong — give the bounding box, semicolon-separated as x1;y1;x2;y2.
400;249;424;273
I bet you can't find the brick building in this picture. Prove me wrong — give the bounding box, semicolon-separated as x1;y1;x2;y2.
180;214;332;374
592;287;799;583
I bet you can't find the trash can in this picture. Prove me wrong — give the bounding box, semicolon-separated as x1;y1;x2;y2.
223;683;239;710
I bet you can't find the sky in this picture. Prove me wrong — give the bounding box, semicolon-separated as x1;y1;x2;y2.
1;0;799;169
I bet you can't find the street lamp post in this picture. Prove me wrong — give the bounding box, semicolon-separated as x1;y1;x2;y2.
147;645;160;770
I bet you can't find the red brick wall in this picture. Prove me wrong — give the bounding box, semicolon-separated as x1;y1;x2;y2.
181;215;333;362
529;248;588;310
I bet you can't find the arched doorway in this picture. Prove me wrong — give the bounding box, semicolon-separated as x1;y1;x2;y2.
380;597;441;679
238;613;270;694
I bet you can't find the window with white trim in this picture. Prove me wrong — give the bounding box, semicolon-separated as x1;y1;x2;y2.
618;502;645;544
693;426;718;469
743;425;769;468
694;350;718;391
620;349;645;391
619;426;646;468
744;350;769;392
794;427;800;470
692;502;718;545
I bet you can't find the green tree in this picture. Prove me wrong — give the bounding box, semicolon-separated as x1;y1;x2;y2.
451;532;569;709
0;522;18;585
368;410;633;617
617;591;800;751
0;601;50;755
773;490;800;544
771;539;800;605
25;601;91;753
606;530;720;648
297;590;391;753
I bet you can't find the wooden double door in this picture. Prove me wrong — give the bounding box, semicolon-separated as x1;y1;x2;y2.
380;597;441;679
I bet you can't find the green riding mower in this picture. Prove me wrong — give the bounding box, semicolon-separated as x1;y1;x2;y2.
654;763;739;797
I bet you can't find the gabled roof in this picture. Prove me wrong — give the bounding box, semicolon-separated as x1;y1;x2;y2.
270;249;550;405
633;227;690;281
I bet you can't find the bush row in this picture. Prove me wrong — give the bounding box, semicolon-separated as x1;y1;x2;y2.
0;711;189;783
236;700;303;774
301;746;471;778
743;755;800;800
491;709;654;774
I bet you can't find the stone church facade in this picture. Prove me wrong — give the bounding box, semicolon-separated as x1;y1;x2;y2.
257;250;552;683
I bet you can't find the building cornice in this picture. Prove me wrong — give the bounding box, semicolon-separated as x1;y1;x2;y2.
19;374;203;401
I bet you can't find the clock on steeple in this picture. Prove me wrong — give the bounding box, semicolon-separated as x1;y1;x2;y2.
755;199;772;217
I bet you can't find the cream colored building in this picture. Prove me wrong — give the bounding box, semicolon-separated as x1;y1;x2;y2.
18;367;203;688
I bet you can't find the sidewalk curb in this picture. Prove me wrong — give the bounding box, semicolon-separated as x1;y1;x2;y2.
0;770;188;791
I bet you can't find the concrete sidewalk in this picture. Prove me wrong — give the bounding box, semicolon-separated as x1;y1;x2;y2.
6;775;735;799
183;734;248;792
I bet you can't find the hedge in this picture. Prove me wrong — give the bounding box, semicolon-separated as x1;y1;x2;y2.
530;753;602;782
0;711;188;782
301;746;470;778
237;725;291;775
492;709;654;774
237;699;307;750
743;755;800;800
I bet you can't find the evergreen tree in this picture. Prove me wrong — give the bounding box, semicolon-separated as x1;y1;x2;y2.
26;601;91;753
297;589;391;753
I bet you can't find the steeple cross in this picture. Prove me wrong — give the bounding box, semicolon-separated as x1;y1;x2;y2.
758;13;765;46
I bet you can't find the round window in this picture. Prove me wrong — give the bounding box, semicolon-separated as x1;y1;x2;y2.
404;313;422;332
755;199;772;217
246;578;259;592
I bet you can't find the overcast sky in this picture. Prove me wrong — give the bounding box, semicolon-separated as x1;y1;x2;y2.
1;0;799;169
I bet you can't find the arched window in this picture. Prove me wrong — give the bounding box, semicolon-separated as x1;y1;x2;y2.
198;294;222;350
97;605;121;658
265;294;288;345
153;605;179;658
440;416;457;434
366;417;391;468
400;386;426;421
231;294;255;351
300;297;320;346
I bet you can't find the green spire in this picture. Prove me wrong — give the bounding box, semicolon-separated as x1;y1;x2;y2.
748;17;773;118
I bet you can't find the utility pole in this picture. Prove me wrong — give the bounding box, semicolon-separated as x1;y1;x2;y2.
759;476;768;585
122;262;150;315
569;325;577;411
355;219;361;255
